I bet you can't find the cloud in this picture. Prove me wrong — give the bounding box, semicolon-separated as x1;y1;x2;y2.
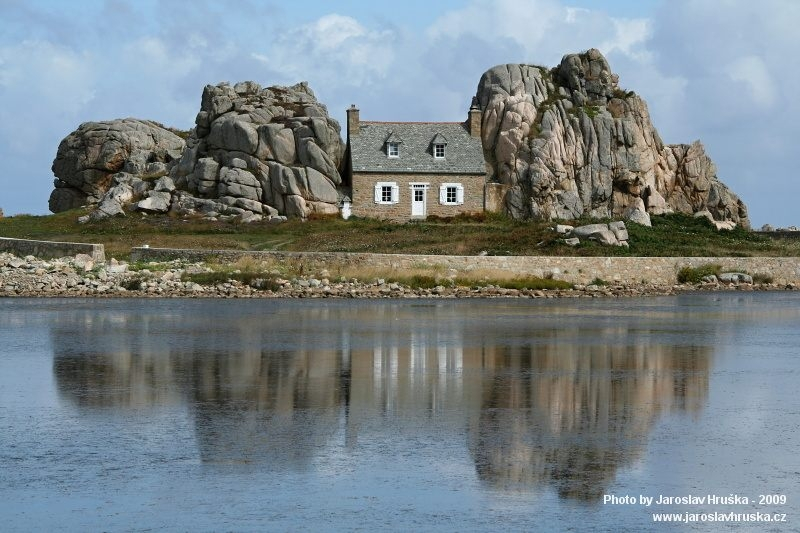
428;0;564;52
645;0;800;225
0;38;98;214
725;55;777;109
419;0;657;121
427;0;651;66
262;14;398;88
0;1;272;214
0;40;96;154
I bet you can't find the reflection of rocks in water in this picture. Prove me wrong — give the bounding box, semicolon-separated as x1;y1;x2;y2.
51;304;347;467
51;301;712;487
468;341;710;500
52;309;187;408
190;348;345;467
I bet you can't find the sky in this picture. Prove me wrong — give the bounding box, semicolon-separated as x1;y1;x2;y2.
0;0;797;227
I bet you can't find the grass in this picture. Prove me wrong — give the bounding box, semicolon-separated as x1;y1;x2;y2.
677;264;722;283
180;271;282;290
1;210;799;261
752;273;774;284
385;274;439;289
676;264;778;285
625;214;779;257
123;257;574;292
583;105;601;118
612;88;636;100
120;274;148;291
177;256;283;290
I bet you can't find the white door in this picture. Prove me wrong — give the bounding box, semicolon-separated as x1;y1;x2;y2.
411;185;426;217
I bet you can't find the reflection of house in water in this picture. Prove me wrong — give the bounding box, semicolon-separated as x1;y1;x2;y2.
347;317;484;434
52;301;711;500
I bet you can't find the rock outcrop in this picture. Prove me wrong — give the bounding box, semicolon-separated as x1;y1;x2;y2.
49;119;186;213
476;49;749;227
170;80;344;219
558;221;630;247
49;81;345;221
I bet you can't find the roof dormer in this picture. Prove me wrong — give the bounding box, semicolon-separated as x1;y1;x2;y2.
431;132;448;159
385;131;403;158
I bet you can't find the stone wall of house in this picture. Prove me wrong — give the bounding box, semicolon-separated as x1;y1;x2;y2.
351;173;484;220
130;247;800;286
0;237;106;263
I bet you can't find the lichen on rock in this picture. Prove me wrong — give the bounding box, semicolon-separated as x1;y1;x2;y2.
475;48;749;227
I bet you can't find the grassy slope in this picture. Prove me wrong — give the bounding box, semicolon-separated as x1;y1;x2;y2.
0;209;797;261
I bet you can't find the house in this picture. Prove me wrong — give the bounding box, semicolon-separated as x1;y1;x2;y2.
344;102;488;220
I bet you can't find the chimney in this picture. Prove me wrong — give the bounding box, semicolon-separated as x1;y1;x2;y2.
346;104;360;137
468;97;482;138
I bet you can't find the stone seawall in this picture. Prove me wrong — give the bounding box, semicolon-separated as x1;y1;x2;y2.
130;247;800;285
0;237;105;263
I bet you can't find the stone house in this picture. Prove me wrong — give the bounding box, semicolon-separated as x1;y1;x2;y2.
344;103;488;220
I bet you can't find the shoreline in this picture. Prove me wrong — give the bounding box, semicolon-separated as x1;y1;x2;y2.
1;251;794;300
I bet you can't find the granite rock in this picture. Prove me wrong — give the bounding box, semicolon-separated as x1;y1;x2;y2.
475;49;749;227
173;81;344;217
50;119;185;213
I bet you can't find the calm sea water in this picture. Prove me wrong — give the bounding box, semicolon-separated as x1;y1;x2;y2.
0;294;798;532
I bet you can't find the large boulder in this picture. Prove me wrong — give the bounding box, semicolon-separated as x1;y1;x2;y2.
50;81;345;221
49;186;88;213
137;191;172;213
174;80;345;218
475;49;750;227
49;119;185;212
569;221;629;246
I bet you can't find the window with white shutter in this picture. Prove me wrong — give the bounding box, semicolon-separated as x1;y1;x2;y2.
374;182;399;204
439;183;464;205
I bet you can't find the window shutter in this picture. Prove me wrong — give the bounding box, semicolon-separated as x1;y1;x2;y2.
439;185;447;204
374;183;381;203
391;184;399;204
456;185;464;205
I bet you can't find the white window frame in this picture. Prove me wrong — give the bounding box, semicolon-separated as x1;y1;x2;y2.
387;142;400;158
374;181;399;205
434;143;446;159
439;183;464;205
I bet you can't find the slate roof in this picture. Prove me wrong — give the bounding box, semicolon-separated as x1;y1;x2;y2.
350;121;485;174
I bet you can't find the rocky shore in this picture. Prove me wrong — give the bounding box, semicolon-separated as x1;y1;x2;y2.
0;252;793;299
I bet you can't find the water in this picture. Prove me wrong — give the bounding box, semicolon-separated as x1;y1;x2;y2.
0;294;798;532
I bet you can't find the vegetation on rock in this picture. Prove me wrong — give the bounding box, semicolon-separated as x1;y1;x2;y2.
476;49;749;226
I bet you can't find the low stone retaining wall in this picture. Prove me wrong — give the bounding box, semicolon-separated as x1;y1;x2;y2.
129;247;800;285
0;237;105;263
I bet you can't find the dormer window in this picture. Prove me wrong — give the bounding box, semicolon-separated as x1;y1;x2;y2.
385;130;403;158
431;132;448;160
